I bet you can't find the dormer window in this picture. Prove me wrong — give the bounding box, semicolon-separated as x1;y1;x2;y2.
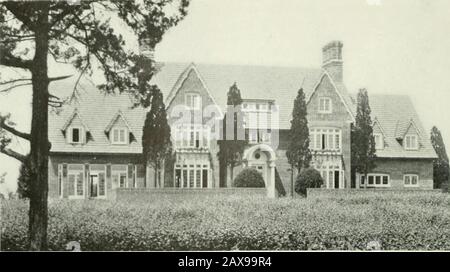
405;134;418;150
68;127;84;144
111;127;128;145
318;97;332;114
186;93;201;110
374;133;384;150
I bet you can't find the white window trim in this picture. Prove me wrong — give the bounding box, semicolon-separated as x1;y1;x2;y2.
173;124;210;149
68;126;84;144
185;93;202;110
89;166;107;199
68;164;85;199
310;128;342;152
318;97;332;114
112;166;128;189
360;173;391;188
58;164;63;199
404;174;419;187
374;133;384;150
404;134;419;150
111;127;128;145
174;163;210;188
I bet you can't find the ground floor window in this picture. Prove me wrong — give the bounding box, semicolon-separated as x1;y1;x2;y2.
314;164;343;189
404;174;419;187
360;173;390;187
174;164;209;188
112;165;128;188
89;164;106;198
67;164;84;198
58;164;63;198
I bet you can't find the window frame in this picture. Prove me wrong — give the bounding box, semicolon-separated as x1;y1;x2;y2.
310;128;342;151
360;173;390;188
68;126;84;144
185;93;202;110
374;133;384;150
174;163;210;188
404;134;419;150
111;127;128;145
318;97;332;114
67;164;85;199
404;174;419;187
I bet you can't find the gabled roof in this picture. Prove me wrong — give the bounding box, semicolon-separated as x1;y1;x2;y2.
367;95;436;159
151;62;323;129
61;109;90;132
307;71;355;121
104;110;133;133
48;75;146;154
372;118;386;137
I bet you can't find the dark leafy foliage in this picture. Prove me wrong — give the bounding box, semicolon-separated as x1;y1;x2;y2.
431;126;450;191
295;168;324;196
233;168;265;188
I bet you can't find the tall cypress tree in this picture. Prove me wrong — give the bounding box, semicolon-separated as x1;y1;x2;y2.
142;89;172;188
218;83;247;186
351;89;376;188
430;126;449;191
286;88;311;196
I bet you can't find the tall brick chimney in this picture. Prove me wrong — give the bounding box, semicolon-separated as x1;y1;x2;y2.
322;41;343;82
138;37;154;60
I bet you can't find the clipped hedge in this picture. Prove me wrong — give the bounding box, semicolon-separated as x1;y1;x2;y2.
1;192;450;251
233;168;265;188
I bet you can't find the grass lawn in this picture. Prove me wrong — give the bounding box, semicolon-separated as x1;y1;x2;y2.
1;191;450;251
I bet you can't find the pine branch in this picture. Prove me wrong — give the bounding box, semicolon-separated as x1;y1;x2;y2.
0;146;26;163
0;116;31;141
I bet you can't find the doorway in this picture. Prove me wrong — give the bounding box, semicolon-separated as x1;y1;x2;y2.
90;174;99;197
334;171;340;189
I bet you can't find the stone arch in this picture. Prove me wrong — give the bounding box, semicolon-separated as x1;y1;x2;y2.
242;144;277;198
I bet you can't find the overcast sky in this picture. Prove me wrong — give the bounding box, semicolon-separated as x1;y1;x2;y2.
1;0;450;191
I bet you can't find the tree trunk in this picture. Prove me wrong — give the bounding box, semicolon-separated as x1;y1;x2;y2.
290;166;294;197
154;163;158;188
28;6;50;251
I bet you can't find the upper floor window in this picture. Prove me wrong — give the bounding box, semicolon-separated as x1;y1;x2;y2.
68;127;83;144
404;134;418;150
374;133;384;150
186;93;201;110
112;127;128;145
310;128;341;151
174;124;209;149
404;174;419;187
318;97;332;114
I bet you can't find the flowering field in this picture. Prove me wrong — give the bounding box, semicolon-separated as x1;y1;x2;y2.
1;192;450;251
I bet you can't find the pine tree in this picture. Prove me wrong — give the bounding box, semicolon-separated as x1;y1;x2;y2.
142;89;172;188
218;83;247;186
430;126;449;191
351;89;376;188
286;88;311;196
0;1;189;250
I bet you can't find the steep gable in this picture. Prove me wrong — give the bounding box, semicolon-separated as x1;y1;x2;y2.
307;72;355;123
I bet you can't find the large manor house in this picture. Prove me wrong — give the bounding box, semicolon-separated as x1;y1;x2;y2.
47;41;437;199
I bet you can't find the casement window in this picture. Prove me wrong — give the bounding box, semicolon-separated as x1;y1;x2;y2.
404;174;419;187
374;133;384;150
68;127;84;144
360;174;390;187
249;129;258;144
405;135;418;150
174;124;209;149
174;164;209;188
318;97;332;114
112;165;128;188
67;164;85;199
111;127;128;145
186;93;201;110
310;128;341;151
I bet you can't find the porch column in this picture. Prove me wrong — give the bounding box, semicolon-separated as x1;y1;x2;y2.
268;161;276;198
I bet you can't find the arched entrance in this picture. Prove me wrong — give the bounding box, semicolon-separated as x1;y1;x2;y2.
243;144;277;198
